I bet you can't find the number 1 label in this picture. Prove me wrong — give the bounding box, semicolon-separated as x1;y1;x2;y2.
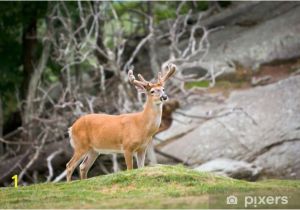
12;175;18;188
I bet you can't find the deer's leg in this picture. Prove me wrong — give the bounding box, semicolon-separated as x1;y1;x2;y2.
66;149;87;182
124;150;133;170
146;142;157;166
136;149;146;168
79;150;99;180
112;154;120;172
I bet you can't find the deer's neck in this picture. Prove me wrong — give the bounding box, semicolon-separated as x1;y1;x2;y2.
142;97;163;134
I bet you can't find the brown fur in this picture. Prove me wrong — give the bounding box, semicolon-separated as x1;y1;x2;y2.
71;97;161;152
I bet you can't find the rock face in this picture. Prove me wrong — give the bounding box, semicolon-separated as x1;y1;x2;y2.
194;158;262;181
156;75;300;179
151;2;300;75
201;2;300;72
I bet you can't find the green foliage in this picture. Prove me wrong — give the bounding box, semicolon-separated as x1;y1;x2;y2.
185;80;210;89
0;3;25;126
0;2;48;128
105;1;210;49
219;1;232;8
0;2;23;98
152;1;209;23
0;165;299;209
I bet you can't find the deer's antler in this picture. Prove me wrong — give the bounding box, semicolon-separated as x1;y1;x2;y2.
128;66;151;90
158;63;177;84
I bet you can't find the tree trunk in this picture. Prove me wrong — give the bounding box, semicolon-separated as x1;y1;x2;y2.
0;97;3;154
23;40;51;139
21;4;37;99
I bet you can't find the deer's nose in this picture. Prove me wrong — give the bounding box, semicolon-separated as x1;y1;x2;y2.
160;94;168;101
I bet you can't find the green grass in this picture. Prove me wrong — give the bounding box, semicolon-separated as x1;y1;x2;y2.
0;165;299;209
185;80;249;90
185;80;210;89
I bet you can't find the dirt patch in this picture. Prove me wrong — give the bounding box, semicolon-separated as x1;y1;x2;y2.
254;58;300;82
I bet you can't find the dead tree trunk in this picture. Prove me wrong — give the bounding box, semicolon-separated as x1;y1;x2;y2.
23;40;51;139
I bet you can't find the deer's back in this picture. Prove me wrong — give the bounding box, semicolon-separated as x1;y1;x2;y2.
70;113;142;150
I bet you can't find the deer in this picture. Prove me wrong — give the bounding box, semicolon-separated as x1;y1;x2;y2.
66;64;176;181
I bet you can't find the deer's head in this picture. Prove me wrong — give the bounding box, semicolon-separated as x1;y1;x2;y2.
128;64;176;104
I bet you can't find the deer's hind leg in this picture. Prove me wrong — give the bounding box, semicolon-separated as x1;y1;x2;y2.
66;148;88;182
124;150;133;170
79;150;99;180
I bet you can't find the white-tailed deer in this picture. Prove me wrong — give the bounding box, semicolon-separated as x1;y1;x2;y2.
66;64;176;181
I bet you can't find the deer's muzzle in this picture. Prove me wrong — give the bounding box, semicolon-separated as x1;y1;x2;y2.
160;94;168;101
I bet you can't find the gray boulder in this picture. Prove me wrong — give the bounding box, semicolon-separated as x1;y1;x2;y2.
201;2;300;71
153;2;300;75
157;75;300;179
194;158;262;181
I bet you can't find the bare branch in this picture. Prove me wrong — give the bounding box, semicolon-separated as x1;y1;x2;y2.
0;138;33;145
18;131;48;183
46;149;63;182
52;170;67;183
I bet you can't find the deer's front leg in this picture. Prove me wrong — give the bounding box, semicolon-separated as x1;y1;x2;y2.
124;150;133;170
136;149;146;168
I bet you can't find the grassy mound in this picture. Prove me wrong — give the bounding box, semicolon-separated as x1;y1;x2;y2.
1;165;299;209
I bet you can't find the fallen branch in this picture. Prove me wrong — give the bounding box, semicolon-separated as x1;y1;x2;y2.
0;138;33;145
46;149;63;182
52;170;67;183
18;131;48;183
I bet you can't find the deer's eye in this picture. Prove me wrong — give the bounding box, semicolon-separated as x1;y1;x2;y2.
150;90;155;94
